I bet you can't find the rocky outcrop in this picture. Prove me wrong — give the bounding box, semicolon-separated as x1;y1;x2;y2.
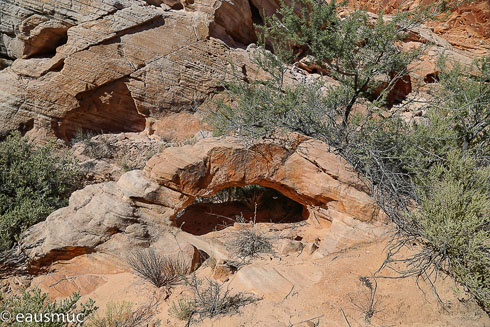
0;0;255;140
13;172;190;272
349;0;490;51
3;136;382;273
145;136;379;222
1;0;486;142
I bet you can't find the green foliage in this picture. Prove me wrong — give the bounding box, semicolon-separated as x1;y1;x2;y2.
347;58;489;310
210;0;429;138
407;153;489;310
207;0;489;312
178;273;258;326
169;297;193;321
432;56;490;158
88;300;159;327
0;132;82;251
0;288;97;327
263;0;417;107
88;301;133;327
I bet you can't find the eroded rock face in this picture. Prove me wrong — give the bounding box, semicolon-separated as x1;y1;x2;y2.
1;0;485;141
3;136;381;273
0;0;255;140
352;0;490;51
145;136;379;222
16;173;190;272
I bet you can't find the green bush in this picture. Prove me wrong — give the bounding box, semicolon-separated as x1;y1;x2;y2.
88;300;159;327
0;132;82;251
177;273;258;326
207;0;489;312
0;288;96;327
407;153;489;311
169;297;193;321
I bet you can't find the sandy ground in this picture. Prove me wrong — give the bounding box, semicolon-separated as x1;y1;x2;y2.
27;221;489;327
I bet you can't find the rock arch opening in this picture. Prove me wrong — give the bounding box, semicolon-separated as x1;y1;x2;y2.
175;185;307;236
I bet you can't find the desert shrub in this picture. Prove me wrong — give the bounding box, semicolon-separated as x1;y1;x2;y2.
350;276;379;323
375;59;490;310
0;132;83;251
207;0;489;312
117;155;139;172
229;227;273;260
89;301;133;327
71;129;99;145
402;153;489;310
0;288;96;327
88;300;159;327
127;248;189;288
83;140;115;160
169;297;193;321
209;0;462;139
71;130;114;160
178;273;258;326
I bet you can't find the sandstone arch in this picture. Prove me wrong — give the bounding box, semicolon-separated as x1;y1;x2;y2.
3;136;382;273
144;136;381;224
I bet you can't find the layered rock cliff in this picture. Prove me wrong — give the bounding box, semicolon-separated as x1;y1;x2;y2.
1;0;487;142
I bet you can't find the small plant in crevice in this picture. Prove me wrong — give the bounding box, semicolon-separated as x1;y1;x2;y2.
71;129;100;146
127;248;189;288
174;273;259;326
227;204;274;261
169;297;194;322
117;155;140;172
229;227;274;261
71;129;113;160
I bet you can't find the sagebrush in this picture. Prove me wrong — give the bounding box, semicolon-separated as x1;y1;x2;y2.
0;288;96;327
88;299;160;327
127;248;189;288
0;132;82;251
177;273;258;326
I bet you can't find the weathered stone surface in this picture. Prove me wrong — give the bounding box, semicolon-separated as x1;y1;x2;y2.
3;136;381;272
277;239;304;255
0;0;241;139
145;136;379;222
5;170;190;273
230;262;323;301
232;265;294;301
313;212;387;258
0;0;128;60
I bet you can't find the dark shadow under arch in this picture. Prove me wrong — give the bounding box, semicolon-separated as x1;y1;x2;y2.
175;185;307;235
